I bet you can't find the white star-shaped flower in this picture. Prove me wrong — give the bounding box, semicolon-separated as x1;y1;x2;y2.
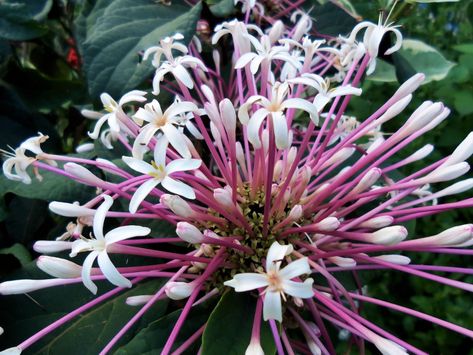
69;195;151;294
238;82;318;149
132;99;198;159
123;137;201;213
224;241;314;322
1;147;36;184
87;90;147;140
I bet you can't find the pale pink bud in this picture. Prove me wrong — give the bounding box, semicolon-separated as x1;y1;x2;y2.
160;194;195;218
75;142;94;153
37;256;82;278
374;254;411;265
393;73;425;99
267;20;285;43
370;226;407;245
49;201;95;217
64;163;105;187
0;279;66;295
165;281;195;300
0;347;22;355
418;162;470;184
353;168;381;193
419;224;473;247
328;256;356;268
288;205;303;221
402;144;434;165
376;94;412;125
320;147;355;170
33;240;72;254
220;99;236;134
371;335;408;355
176;222;203;244
441;132;473;167
126;295;153;306
402;102;443;136
214;187;233;209
359;216;394;229
434;179;473;199
245;339;264;355
314;217;340;231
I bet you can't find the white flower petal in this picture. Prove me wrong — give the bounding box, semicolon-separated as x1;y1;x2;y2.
93;195;113;240
263;291;282;322
266;241;293;272
97;251;132;288
282;279;314;298
153;136;169;167
162;177;195;199
122;156;154;175
271;112;289;149
224;273;269;292
172;64;194;89
235;52;258;69
279;257;311;280
247;108;269;149
81;251;99;294
129;179;159;214
162;124;191;159
166;159;201;174
105;226;151;244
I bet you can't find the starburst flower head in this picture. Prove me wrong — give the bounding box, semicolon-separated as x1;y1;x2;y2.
1;3;473;355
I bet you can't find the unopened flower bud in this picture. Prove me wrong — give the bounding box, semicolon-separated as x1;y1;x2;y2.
374;254;411;265
49;201;95;217
75;142;95;153
359;216;393;229
288;205;303;221
371;335;408;355
328;256;356;268
370;226;407;245
165;281;195;300
160;194;195;218
353;168;381;193
320;147;355;170
245;339;264;355
126;295;153;306
376;94;413;126
402;144;434;165
220;99;236;134
419;224;473;247
394;73;425;99
402;102;443;136
418;162;470;184
37;256;82;278
441;132;473;167
0;347;22;355
214;187;234;209
314;217;340;231
33;240;73;254
0;279;65;295
64;163;105;187
176;222;204;244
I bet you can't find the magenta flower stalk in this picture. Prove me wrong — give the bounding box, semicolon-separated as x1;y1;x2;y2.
1;3;473;355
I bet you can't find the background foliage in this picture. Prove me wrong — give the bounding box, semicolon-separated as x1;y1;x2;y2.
0;0;472;353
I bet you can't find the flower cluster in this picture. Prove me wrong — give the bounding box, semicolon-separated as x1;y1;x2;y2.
1;3;473;355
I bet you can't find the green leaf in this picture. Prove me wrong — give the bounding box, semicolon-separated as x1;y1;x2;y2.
208;0;235;17
453;43;473;54
369;39;455;84
407;0;459;3
0;0;52;41
0;162;96;203
392;51;417;84
0;243;32;266
75;0;202;98
116;298;215;354
5;197;48;244
201;291;276;355
305;2;358;37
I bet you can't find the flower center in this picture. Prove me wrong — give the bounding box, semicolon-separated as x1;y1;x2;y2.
266;270;283;292
149;161;166;180
154;115;168;128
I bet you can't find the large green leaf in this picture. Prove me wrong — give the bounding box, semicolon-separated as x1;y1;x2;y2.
305;1;359;37
201;291;276;355
115;299;215;354
0;0;52;41
75;0;202;98
207;0;235;17
369;39;455;84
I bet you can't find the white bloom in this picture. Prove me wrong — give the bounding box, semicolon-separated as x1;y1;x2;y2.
20;132;56;166
348;14;403;75
143;33;188;66
235;34;301;74
224;241;313;322
88;90;147;139
212;20;263;54
289;74;362;112
123;138;201;213
150;55;207;95
1;147;36;184
69;195;151;294
238;82;318;149
132;99;198;159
